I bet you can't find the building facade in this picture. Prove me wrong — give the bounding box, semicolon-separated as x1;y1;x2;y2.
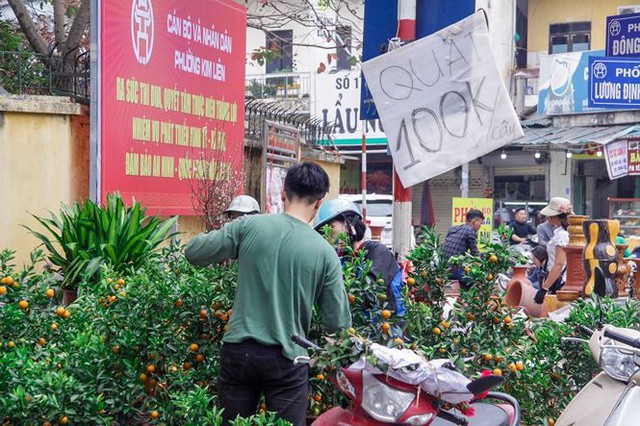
242;1;640;238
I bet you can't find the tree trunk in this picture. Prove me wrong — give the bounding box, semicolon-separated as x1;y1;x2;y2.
6;0;50;55
63;0;90;58
53;0;67;52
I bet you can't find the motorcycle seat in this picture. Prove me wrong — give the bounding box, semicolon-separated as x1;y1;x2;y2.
431;403;510;426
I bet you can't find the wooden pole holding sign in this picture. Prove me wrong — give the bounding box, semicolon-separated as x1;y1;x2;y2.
361;126;367;221
393;0;416;260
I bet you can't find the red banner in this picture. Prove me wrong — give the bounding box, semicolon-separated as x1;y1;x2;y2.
100;0;246;215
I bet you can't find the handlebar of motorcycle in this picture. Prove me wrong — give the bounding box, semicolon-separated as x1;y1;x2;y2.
291;333;323;351
603;328;640;350
485;392;521;426
576;325;594;337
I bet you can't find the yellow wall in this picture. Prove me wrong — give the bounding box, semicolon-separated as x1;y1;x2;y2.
300;155;343;201
0;97;87;267
528;0;640;53
176;216;205;242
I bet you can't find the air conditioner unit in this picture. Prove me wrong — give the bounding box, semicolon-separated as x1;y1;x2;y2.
618;5;640;15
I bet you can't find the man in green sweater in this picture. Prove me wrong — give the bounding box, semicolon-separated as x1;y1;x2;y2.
185;162;351;425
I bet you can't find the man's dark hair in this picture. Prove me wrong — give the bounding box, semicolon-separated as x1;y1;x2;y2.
466;209;485;222
514;207;526;214
284;162;330;204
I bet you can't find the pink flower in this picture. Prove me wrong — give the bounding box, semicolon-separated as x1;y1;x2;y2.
459;404;476;417
557;204;573;214
473;370;493;400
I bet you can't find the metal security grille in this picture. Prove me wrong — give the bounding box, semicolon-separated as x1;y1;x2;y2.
0;50;89;104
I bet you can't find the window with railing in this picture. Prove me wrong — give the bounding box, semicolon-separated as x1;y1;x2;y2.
549;22;591;54
265;30;293;74
336;25;352;70
245;73;310;100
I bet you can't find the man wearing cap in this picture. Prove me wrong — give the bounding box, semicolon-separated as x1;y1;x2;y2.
225;195;260;220
534;197;573;304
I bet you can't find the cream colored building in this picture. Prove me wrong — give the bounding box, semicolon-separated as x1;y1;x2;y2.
526;1;640;68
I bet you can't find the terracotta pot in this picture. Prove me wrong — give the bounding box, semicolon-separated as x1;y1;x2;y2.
567;215;589;246
544;294;570;314
615;244;630;296
631;258;640;300
511;265;529;282
63;289;77;306
564;245;587;295
583;220;619;297
445;280;460;297
505;280;547;317
369;225;384;241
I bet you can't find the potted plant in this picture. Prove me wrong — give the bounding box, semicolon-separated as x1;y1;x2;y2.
26;193;177;304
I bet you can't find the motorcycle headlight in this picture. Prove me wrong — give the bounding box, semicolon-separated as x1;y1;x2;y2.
600;346;640;382
336;369;356;400
404;413;436;425
361;372;415;423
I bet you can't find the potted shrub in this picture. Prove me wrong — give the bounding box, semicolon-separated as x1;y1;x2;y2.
26;193;177;304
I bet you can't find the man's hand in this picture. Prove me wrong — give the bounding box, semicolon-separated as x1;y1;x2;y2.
534;287;547;305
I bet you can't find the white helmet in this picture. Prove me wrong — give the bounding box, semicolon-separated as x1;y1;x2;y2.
224;195;260;215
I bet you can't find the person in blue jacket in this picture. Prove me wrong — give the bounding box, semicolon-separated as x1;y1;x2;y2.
314;199;406;316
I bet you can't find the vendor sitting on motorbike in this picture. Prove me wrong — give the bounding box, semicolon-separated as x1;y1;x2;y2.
314;199;405;316
509;208;537;245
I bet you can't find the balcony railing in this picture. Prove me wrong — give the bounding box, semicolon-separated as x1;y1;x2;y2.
245;72;310;100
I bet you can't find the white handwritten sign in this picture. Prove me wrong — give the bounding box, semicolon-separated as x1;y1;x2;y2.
605;139;629;180
361;12;524;187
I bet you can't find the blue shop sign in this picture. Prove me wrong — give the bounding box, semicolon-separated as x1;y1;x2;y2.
588;57;640;108
606;12;640;57
538;50;605;115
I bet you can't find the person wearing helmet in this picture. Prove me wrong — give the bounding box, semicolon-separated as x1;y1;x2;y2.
314;198;406;316
224;195;260;220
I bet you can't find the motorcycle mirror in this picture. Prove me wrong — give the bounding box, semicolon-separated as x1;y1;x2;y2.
467;374;505;396
593;267;607;298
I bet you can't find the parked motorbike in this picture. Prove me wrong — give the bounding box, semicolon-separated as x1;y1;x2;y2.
556;268;640;425
557;324;640;426
292;334;521;426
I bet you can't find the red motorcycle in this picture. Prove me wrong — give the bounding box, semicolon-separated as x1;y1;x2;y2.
292;334;520;426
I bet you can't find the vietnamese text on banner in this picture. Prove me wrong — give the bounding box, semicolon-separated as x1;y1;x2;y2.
361;11;524;187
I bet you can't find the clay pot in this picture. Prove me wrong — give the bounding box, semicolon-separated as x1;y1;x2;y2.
583;220;620;297
445;280;460;297
505;280;547;317
631;258;640;299
511;265;529;282
369;225;384;242
544;294;570;314
563;245;587;297
63;289;78;306
567;215;589;246
615;244;630;296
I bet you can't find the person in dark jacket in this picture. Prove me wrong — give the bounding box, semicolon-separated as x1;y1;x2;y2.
314;199;405;316
509;208;537;245
442;209;485;289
